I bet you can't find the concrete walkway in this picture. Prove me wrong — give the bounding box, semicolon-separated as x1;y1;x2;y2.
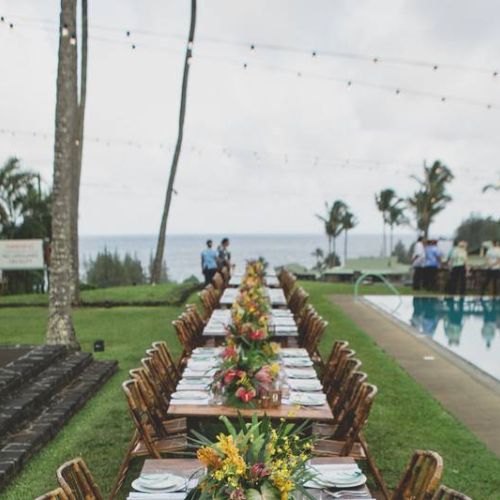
331;295;500;458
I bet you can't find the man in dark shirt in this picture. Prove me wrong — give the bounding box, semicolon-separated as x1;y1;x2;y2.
217;237;231;270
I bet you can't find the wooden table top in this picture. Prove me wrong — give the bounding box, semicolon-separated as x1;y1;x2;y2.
140;458;372;498
167;400;334;422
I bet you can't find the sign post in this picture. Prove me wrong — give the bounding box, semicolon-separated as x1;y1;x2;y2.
0;240;45;270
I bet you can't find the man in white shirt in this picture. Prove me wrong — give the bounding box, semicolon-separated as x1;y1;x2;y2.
412;236;426;290
482;240;500;295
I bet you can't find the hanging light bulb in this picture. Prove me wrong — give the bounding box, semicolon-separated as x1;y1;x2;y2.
188;41;193;50
250;44;255;51
433;65;438;71
312;51;317;57
62;24;69;36
126;30;131;37
131;44;136;49
69;34;77;45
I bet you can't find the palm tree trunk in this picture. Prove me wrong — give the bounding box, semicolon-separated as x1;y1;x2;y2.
70;0;88;304
333;237;337;265
344;230;348;265
382;219;387;256
151;0;197;284
46;0;79;349
389;224;394;266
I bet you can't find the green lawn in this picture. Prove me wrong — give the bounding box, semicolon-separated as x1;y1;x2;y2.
1;283;499;498
0;282;198;305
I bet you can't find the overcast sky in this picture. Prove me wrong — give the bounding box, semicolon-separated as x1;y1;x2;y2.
0;0;499;237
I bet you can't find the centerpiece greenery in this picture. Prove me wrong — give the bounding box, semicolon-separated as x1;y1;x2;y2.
188;415;315;500
211;261;282;406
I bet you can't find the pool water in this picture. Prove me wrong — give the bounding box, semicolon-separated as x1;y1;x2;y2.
365;296;500;382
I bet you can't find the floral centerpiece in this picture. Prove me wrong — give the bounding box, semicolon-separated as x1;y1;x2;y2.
188;415;315;500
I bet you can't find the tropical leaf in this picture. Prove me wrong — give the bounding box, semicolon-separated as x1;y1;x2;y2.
246;482;280;500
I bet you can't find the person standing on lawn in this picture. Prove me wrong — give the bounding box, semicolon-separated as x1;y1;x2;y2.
448;240;468;295
424;239;442;291
482;240;500;296
217;237;231;270
412;236;426;290
201;239;218;286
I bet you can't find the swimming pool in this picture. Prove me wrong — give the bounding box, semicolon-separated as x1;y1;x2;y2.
365;295;500;382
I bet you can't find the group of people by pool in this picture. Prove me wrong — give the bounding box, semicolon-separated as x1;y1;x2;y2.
412;237;500;295
200;237;231;285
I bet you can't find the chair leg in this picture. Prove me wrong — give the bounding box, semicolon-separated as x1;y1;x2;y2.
109;431;138;499
359;432;390;500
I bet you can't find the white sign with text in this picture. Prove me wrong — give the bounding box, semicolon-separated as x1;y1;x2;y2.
0;239;44;270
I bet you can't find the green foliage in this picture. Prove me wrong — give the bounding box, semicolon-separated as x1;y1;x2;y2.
407;160;454;237
393;240;412;264
85;249;146;288
0;157;51;294
455;214;500;252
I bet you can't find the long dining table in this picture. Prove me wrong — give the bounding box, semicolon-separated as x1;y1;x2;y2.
219;286;287;307
167;346;334;425
127;458;375;499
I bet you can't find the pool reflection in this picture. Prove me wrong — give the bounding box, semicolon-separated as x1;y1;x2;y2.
366;295;500;382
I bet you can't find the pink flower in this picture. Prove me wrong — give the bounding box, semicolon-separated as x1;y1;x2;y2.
222;346;238;360
235;387;256;403
248;329;266;341
223;369;238;385
255;366;273;385
249;463;269;479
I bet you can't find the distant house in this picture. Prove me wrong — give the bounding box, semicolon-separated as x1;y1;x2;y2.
322;256;410;283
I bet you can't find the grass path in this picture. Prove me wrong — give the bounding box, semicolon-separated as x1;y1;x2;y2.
1;283;499;498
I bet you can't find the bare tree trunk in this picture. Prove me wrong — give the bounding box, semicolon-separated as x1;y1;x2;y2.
344;230;348;265
70;0;88;304
46;0;80;349
382;219;387;257
151;0;197;284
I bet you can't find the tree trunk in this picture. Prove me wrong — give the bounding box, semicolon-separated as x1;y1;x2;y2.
344;230;348;265
327;235;332;256
389;224;394;266
70;0;88;305
46;0;80;349
382;219;387;257
151;0;197;284
333;237;337;266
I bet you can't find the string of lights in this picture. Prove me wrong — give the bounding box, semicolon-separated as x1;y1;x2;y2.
2;127;495;179
2;15;498;112
2;13;499;78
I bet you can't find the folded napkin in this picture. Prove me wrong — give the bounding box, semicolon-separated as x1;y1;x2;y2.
284;368;317;379
287;379;323;391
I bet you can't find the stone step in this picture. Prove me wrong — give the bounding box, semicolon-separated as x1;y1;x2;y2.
0;345;66;400
0;359;118;490
0;352;93;439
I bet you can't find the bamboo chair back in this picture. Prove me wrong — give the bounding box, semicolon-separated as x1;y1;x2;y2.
122;379;164;457
172;319;195;357
432;485;472;500
130;366;170;420
297;305;315;335
221;266;230;285
326;358;362;410
212;272;225;291
152;341;181;382
35;488;69;500
331;371;367;422
333;383;378;455
143;352;175;397
392;450;444;500
322;344;354;386
56;458;103;500
185;304;205;333
303;317;328;357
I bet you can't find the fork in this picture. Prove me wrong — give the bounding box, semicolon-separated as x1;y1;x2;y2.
322;490;371;498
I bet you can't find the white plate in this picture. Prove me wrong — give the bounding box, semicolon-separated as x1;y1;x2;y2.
305;473;367;489
171;391;209;400
132;473;186;492
285;368;317;379
288;393;326;406
284;358;313;367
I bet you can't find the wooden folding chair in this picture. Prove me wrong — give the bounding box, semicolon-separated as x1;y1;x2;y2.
315;384;389;499
172;318;196;358
144;350;177;396
152;341;182;382
212;272;225;292
129;366;186;436
109;380;187;498
35;488;69;500
56;457;103;500
185;304;206;333
322;344;355;387
325;358;362;410
392;450;443;500
303;317;328;360
432;485;471;500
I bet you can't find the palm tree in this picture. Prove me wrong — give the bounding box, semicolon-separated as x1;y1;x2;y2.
151;0;197;284
311;247;324;270
407;160;454;238
375;189;397;257
316;200;347;263
341;209;358;265
46;0;80;350
69;0;88;304
386;201;407;263
0;157;35;234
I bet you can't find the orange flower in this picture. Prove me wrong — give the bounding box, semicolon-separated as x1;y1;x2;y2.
197;446;222;469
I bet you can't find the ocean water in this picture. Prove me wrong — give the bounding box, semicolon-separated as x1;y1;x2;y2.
79;233;416;283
